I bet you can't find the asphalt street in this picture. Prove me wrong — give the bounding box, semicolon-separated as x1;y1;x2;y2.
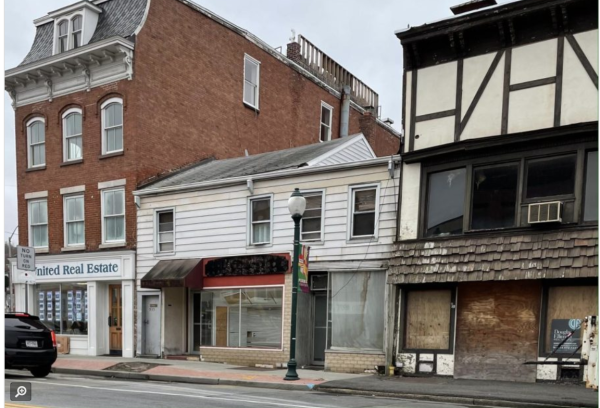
4;371;482;408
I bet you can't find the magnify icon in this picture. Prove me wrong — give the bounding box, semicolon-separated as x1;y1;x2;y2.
15;386;27;399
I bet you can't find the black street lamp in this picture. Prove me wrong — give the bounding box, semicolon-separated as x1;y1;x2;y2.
284;188;306;381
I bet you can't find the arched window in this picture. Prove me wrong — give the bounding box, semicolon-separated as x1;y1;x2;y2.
71;16;82;49
63;108;83;161
57;20;69;53
27;118;46;168
101;98;124;154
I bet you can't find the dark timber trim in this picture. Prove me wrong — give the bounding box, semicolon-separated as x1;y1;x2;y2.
455;59;463;141
402;69;407;153
409;69;418;152
459;50;504;137
501;48;512;134
415;109;456;122
509;76;556;91
554;35;565;127
566;33;599;89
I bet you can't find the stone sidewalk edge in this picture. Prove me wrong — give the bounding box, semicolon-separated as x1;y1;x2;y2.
314;386;598;408
52;367;315;392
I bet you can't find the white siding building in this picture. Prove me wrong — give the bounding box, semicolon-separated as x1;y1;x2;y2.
134;135;400;373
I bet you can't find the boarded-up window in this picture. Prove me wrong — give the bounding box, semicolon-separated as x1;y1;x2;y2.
545;286;598;353
405;290;452;350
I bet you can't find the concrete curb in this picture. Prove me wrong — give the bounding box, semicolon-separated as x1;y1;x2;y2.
52;367;315;392
314;386;597;408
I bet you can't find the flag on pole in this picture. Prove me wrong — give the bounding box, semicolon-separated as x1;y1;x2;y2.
299;245;310;293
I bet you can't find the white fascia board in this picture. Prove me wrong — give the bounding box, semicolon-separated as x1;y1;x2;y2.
306;134;373;167
134;156;400;197
34;1;103;26
5;36;134;78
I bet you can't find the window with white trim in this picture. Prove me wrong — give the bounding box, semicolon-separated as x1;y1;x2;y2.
29;199;48;248
27;118;46;168
64;195;85;246
57;20;68;53
71;16;82;49
101;98;124;154
243;55;260;109
156;209;174;253
320;102;333;142
301;192;324;241
63;109;83;161
102;188;125;243
350;186;378;238
249;196;271;245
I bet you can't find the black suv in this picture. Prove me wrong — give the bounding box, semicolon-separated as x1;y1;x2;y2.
5;313;57;377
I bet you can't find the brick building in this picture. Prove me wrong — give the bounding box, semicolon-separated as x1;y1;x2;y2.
6;0;399;357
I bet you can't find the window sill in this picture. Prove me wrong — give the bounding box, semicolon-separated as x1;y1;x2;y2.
154;251;176;257
347;236;377;245
26;166;46;172
301;240;324;246
62;246;86;252
99;151;124;160
34;247;49;254
61;159;83;167
99;242;126;249
243;102;260;113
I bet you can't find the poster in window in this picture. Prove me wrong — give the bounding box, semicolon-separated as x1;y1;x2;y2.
85;312;88;322
55;302;61;312
55;291;61;301
67;312;73;321
47;302;52;311
40;313;45;321
39;292;45;301
54;311;60;321
67;291;73;301
67;302;73;311
76;312;82;321
47;312;53;321
39;302;45;311
76;302;82;311
47;291;53;301
551;319;582;353
76;291;82;299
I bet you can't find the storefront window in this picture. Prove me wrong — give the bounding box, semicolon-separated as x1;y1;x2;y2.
35;283;88;335
544;285;598;354
329;271;385;350
404;289;453;350
199;287;282;349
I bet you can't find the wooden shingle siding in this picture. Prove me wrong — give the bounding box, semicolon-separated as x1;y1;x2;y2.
388;228;598;284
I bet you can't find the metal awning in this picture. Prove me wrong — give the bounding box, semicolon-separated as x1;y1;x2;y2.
141;259;203;289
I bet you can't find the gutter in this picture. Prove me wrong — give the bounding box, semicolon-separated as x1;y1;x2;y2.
134;156;401;197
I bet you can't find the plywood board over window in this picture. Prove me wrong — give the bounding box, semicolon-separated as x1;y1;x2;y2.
405;290;452;350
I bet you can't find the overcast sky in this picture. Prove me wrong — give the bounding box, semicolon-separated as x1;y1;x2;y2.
4;0;458;243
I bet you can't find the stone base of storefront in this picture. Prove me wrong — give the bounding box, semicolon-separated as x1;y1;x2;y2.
324;350;385;373
199;348;289;367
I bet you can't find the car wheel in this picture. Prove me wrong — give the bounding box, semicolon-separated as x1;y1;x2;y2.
30;365;51;378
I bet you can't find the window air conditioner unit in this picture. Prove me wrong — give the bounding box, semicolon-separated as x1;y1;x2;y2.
528;201;562;224
310;274;328;292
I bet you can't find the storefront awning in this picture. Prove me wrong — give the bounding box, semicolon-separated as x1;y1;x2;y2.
141;259;203;289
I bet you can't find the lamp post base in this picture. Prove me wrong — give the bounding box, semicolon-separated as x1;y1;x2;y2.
284;359;299;381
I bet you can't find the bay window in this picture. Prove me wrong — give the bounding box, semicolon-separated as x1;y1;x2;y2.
102;188;125;243
249;196;271;245
29;199;48;248
64;195;85;247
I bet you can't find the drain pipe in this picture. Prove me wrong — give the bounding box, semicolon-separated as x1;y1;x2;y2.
340;85;351;138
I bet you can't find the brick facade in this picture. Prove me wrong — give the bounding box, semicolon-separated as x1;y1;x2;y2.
325;351;386;374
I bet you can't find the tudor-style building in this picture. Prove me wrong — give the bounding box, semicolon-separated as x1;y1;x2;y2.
6;0;399;358
389;0;598;383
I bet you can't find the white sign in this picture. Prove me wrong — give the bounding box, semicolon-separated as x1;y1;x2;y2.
16;259;123;283
17;246;36;271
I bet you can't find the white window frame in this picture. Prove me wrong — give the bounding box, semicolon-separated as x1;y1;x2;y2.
300;189;325;242
319;102;333;142
62;107;83;162
248;194;273;246
27;117;46;169
101;97;124;155
155;208;175;254
243;54;260;110
53;12;85;54
56;19;69;53
28;199;48;249
101;187;126;244
63;194;85;248
347;184;380;240
71;15;83;49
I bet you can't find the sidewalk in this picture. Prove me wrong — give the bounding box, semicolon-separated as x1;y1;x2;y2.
316;375;599;408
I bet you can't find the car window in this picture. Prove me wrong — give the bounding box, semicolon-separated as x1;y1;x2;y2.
5;316;47;330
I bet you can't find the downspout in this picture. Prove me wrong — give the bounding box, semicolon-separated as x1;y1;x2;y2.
339;85;351;138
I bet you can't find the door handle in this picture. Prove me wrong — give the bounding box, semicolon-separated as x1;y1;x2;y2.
108;316;112;327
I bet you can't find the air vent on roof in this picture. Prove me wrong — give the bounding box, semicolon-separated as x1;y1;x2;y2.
528;201;563;224
450;0;498;15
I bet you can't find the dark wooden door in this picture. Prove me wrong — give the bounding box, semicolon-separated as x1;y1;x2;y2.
109;285;123;352
454;280;541;382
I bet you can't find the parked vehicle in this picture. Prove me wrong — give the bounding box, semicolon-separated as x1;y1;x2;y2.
5;313;57;377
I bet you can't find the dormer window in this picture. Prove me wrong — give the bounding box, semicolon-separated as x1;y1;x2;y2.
58;20;68;53
71;16;82;49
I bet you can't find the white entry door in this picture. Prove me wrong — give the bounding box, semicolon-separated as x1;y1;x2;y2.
142;295;160;356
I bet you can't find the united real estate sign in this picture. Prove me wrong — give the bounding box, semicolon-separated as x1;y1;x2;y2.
15;259;123;283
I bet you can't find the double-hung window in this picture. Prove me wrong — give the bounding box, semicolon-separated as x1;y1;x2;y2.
243;55;260;109
102;188;125;243
156;210;174;253
249;196;271;245
63;108;83;161
71;16;82;49
27;118;46;168
64;195;85;246
57;20;68;53
29;199;48;248
101;98;124;154
301;192;324;241
350;186;378;238
320;102;333;142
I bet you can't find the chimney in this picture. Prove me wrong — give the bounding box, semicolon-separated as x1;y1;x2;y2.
450;0;497;15
340;85;351;138
286;41;301;64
